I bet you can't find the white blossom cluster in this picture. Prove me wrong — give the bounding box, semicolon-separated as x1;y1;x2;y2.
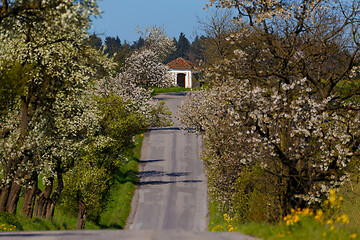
136;25;176;61
123;49;172;89
0;87;104;183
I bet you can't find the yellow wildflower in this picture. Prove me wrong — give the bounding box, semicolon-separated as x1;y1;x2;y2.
326;219;333;225
329;189;336;195
349;233;358;239
329;196;336;205
293;215;300;223
315;209;324;223
340;214;349;224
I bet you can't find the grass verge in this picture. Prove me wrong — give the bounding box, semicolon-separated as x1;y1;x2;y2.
338;175;360;230
99;134;143;229
209;204;359;239
151;86;192;96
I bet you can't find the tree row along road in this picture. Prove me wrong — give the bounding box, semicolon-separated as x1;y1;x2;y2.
2;92;258;240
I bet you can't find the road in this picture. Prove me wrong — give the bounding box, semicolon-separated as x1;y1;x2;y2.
1;92;259;240
127;92;207;231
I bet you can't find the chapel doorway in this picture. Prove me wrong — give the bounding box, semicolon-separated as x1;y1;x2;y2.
177;73;186;88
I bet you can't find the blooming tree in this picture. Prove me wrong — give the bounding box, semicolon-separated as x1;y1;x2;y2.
0;0;114;219
179;0;360;221
123;26;175;88
136;25;176;61
123;49;172;88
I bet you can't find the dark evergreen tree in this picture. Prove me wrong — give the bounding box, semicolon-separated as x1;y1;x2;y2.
87;33;102;50
165;33;191;63
104;36;122;57
132;37;145;50
176;32;190;59
188;35;206;63
113;42;132;72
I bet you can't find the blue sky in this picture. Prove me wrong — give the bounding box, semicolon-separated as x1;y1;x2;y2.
90;0;210;43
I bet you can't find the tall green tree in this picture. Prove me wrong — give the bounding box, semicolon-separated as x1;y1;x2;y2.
104;36;122;57
88;32;103;50
166;32;191;62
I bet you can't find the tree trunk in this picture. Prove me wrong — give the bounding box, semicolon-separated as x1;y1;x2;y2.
34;178;53;218
6;180;22;215
0;157;21;213
45;170;63;219
20;172;38;218
0;97;32;214
0;183;11;212
76;201;87;230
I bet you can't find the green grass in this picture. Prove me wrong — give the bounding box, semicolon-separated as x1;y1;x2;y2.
3;134;144;231
99;134;143;229
151;86;193;96
339;174;360;230
0;211;99;231
233;220;358;240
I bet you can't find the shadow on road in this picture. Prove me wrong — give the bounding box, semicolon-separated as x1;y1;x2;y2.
139;159;165;164
138;179;203;186
137;170;203;186
138;170;190;178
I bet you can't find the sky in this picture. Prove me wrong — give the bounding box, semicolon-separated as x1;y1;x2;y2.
90;0;210;44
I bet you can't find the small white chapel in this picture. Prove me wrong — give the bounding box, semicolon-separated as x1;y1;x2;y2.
166;58;195;88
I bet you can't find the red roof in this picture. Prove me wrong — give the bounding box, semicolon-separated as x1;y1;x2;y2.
166;57;195;69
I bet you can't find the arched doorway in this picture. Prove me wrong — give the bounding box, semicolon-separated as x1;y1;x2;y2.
177;73;186;87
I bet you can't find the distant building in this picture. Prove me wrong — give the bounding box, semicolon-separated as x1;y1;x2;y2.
166;58;195;88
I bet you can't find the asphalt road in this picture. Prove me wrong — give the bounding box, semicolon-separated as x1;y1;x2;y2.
127;92;207;231
0;229;259;240
1;92;259;240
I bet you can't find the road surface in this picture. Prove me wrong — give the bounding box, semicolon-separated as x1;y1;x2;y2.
0;229;259;239
127;92;207;231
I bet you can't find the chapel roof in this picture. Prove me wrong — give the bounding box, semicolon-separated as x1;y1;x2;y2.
166;57;195;70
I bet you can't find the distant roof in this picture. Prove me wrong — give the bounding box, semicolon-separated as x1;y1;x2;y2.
166;57;195;70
